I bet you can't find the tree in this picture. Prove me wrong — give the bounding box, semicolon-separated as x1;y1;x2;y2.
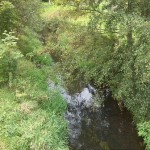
50;0;150;128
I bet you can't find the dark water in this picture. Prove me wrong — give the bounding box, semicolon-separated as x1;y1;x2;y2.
64;88;145;150
48;81;144;150
70;99;144;150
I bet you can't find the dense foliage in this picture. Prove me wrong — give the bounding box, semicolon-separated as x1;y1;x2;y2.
0;1;68;150
0;0;42;84
43;1;150;149
0;31;22;84
1;0;150;149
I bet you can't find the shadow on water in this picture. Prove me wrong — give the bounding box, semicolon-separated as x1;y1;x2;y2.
64;87;145;150
48;80;144;150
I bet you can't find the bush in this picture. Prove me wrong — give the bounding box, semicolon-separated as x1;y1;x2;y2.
0;1;17;35
17;27;42;57
34;54;52;66
138;122;150;150
0;31;22;85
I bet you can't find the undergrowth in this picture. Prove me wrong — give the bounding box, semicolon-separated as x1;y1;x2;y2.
0;59;68;150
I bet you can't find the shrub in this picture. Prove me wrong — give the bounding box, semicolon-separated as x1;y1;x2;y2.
0;31;22;85
138;122;150;150
17;27;42;57
0;1;17;35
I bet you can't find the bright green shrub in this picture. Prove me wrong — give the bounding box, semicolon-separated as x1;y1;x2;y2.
0;31;22;85
34;54;52;66
138;122;150;150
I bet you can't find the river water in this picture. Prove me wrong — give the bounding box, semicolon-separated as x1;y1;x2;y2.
48;81;144;150
63;86;145;150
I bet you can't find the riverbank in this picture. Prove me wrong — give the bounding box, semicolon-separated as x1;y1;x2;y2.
0;59;68;150
41;2;150;150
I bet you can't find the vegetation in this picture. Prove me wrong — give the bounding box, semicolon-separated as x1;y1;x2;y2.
0;0;68;150
1;0;150;149
42;1;150;149
0;60;68;150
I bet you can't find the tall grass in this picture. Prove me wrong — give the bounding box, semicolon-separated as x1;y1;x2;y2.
41;2;90;26
0;59;68;150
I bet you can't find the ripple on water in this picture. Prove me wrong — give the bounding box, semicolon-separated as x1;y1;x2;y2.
48;81;144;150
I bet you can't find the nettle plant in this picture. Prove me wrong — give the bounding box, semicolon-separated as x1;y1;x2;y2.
0;31;22;86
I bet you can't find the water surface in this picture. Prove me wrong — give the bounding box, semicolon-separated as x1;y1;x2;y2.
64;87;144;150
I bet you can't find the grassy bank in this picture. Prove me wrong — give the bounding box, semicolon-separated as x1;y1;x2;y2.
0;59;68;150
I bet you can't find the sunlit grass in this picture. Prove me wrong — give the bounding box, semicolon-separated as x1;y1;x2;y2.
0;59;68;150
41;2;90;26
41;3;70;19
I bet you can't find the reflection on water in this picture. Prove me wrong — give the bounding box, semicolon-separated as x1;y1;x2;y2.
48;81;144;150
64;86;144;150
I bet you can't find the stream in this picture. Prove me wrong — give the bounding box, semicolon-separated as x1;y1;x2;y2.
49;81;145;150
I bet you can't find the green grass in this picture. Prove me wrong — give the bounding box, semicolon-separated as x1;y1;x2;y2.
0;59;68;150
41;3;69;19
41;2;90;26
